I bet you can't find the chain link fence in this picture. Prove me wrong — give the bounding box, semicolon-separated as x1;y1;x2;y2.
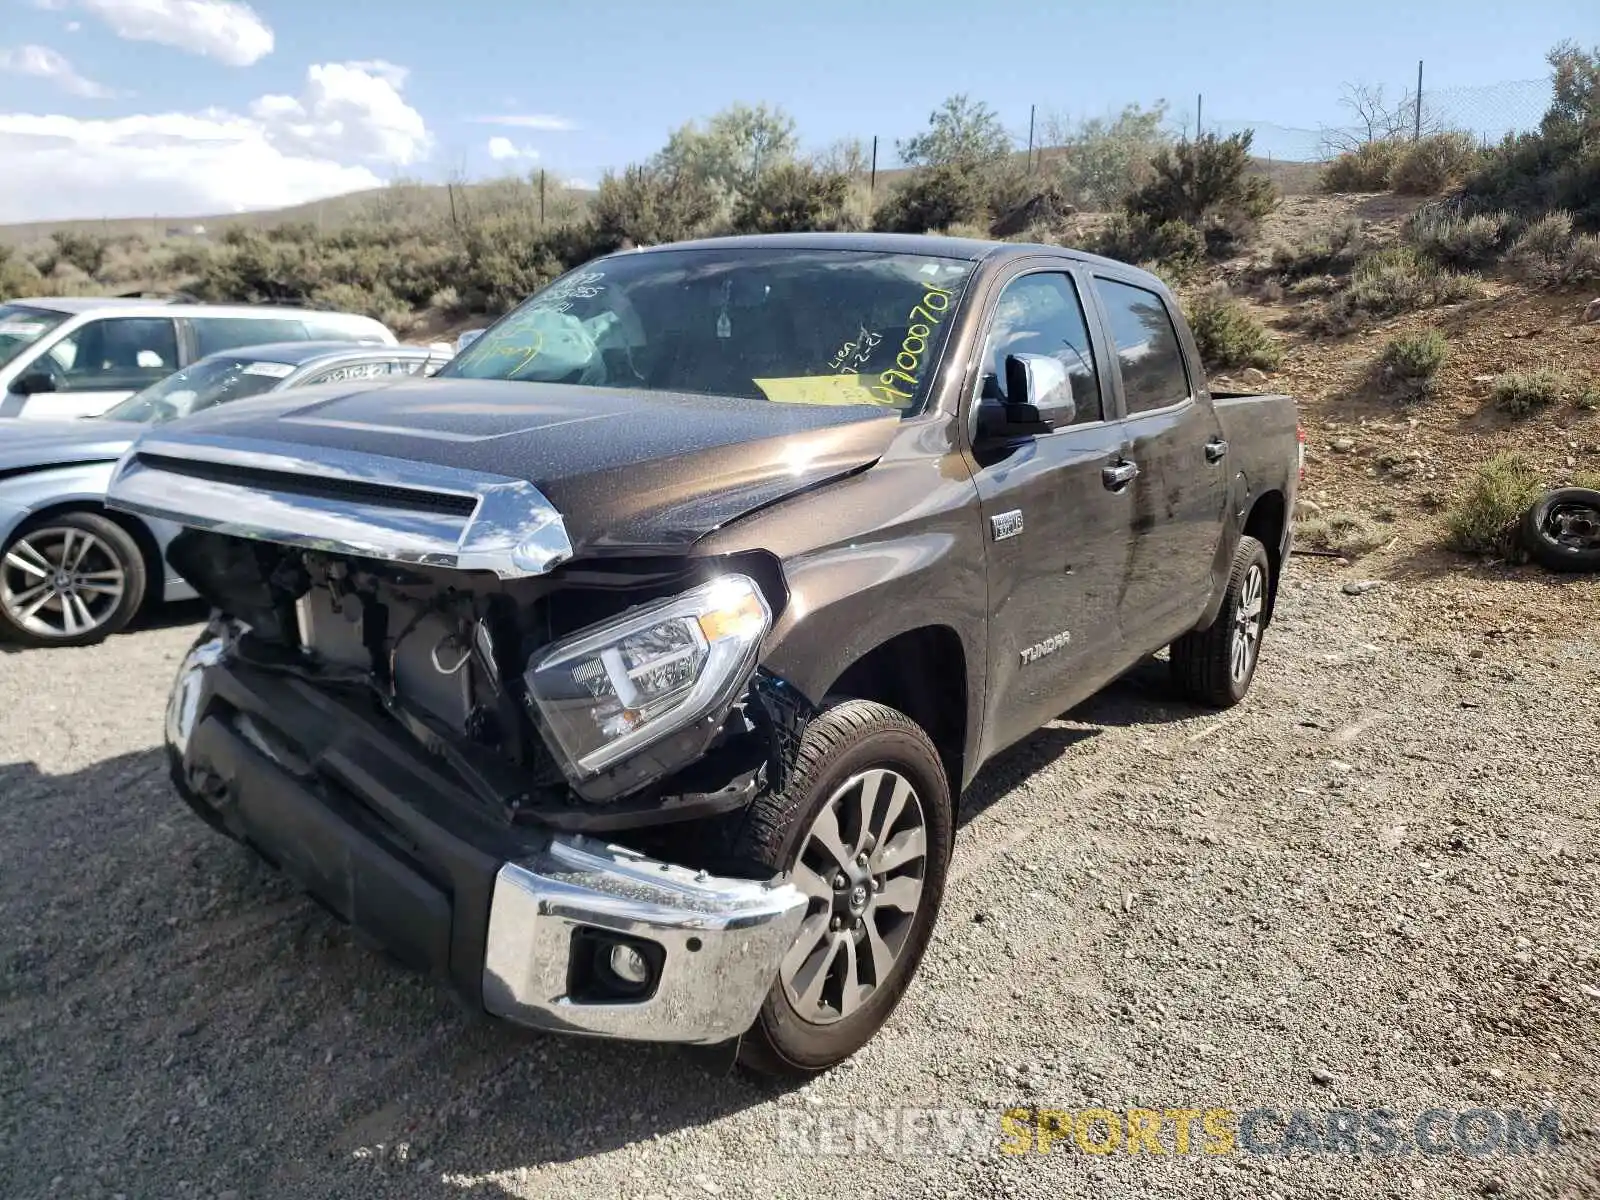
1195;77;1554;171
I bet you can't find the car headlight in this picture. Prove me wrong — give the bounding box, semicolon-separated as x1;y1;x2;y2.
523;574;772;779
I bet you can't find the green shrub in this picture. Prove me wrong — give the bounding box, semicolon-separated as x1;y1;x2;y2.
873;161;989;233
1390;133;1482;195
1319;141;1403;192
1491;368;1566;417
1316;246;1482;332
1124;131;1277;256
590;167;721;249
1269;217;1362;278
1505;211;1600;284
1297;510;1390;557
1187;287;1282;370
732;162;854;234
1405;206;1511;268
1377;330;1449;402
1091;214;1205;278
1463;42;1600;229
1574;381;1600;411
1443;452;1543;556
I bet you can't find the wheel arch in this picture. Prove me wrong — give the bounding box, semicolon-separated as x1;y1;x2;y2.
819;624;971;799
1242;488;1287;627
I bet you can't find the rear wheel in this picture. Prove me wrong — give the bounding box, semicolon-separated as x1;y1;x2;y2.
734;700;952;1077
1170;534;1270;707
0;511;147;647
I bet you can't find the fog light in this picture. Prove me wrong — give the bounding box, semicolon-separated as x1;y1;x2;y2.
609;943;651;986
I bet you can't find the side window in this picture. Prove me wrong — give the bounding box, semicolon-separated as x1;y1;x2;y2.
46;318;179;391
978;272;1100;423
192;317;308;357
1092;277;1191;414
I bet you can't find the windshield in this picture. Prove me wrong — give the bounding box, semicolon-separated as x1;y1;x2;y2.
100;355;293;423
0;304;69;371
441;248;977;413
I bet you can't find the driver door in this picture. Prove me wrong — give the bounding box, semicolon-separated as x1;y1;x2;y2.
965;265;1135;758
7;316;181;420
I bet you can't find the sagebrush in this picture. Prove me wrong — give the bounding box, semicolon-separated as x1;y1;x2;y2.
1443;452;1544;557
1377;330;1449;403
1187;288;1282;370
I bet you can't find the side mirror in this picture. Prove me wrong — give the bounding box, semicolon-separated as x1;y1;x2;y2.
11;371;56;396
976;353;1075;441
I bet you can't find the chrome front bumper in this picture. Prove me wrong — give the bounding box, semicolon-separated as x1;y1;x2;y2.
168;628;808;1047
484;836;809;1044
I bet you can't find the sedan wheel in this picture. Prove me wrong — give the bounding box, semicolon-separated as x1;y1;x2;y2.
0;513;147;647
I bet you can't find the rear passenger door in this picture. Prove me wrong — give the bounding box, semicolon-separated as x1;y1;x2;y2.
1090;275;1228;642
966;264;1134;754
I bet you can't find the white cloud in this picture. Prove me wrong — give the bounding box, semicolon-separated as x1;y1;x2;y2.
74;0;274;66
66;21;83;32
563;176;596;191
487;135;537;162
0;61;430;222
250;61;430;165
470;113;577;132
0;43;114;97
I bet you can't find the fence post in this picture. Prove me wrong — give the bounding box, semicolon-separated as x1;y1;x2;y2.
1026;104;1036;172
1196;93;1203;138
539;169;546;226
869;136;878;202
1414;60;1423;141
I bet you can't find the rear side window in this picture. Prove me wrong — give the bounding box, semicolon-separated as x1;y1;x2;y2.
1092;277;1191;415
192;317;308;357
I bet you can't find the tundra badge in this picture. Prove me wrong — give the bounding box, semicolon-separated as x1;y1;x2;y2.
991;510;1024;541
1020;630;1071;664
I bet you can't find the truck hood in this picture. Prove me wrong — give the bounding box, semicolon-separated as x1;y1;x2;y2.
117;378;901;556
0;418;145;475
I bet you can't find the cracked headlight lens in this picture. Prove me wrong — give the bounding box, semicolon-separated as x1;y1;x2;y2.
524;575;771;778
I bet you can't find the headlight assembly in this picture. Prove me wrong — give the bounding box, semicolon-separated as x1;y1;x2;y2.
524;575;771;779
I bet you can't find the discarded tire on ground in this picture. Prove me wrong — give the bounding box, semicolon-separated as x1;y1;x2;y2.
1520;487;1600;573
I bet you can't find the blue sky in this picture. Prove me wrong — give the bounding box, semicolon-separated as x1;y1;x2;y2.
0;0;1589;222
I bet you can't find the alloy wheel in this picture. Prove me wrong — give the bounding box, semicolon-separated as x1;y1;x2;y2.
1;526;128;641
1231;562;1264;684
779;768;929;1025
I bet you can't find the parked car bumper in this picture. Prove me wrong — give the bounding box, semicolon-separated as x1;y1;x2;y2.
166;633;808;1045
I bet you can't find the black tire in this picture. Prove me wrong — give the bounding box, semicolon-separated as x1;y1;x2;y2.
1520;487;1600;573
1170;534;1271;708
735;699;952;1078
0;510;148;647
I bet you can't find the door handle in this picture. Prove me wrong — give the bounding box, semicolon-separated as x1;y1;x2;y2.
1205;438;1229;462
1102;460;1139;490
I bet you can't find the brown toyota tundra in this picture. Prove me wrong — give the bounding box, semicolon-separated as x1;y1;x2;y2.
108;233;1301;1075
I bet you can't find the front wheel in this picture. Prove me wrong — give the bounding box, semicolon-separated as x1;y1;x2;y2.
0;511;147;647
1170;534;1271;707
734;700;952;1077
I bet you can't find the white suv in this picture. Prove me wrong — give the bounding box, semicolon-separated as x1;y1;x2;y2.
0;297;395;420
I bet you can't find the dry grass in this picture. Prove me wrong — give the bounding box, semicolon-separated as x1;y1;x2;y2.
1297;510;1391;557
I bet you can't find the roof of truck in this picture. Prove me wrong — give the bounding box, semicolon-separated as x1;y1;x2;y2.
621;231;1162;285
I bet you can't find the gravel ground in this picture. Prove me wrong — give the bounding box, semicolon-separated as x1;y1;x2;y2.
1;572;1596;1200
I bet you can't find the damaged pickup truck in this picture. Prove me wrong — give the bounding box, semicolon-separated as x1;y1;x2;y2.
107;233;1300;1075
